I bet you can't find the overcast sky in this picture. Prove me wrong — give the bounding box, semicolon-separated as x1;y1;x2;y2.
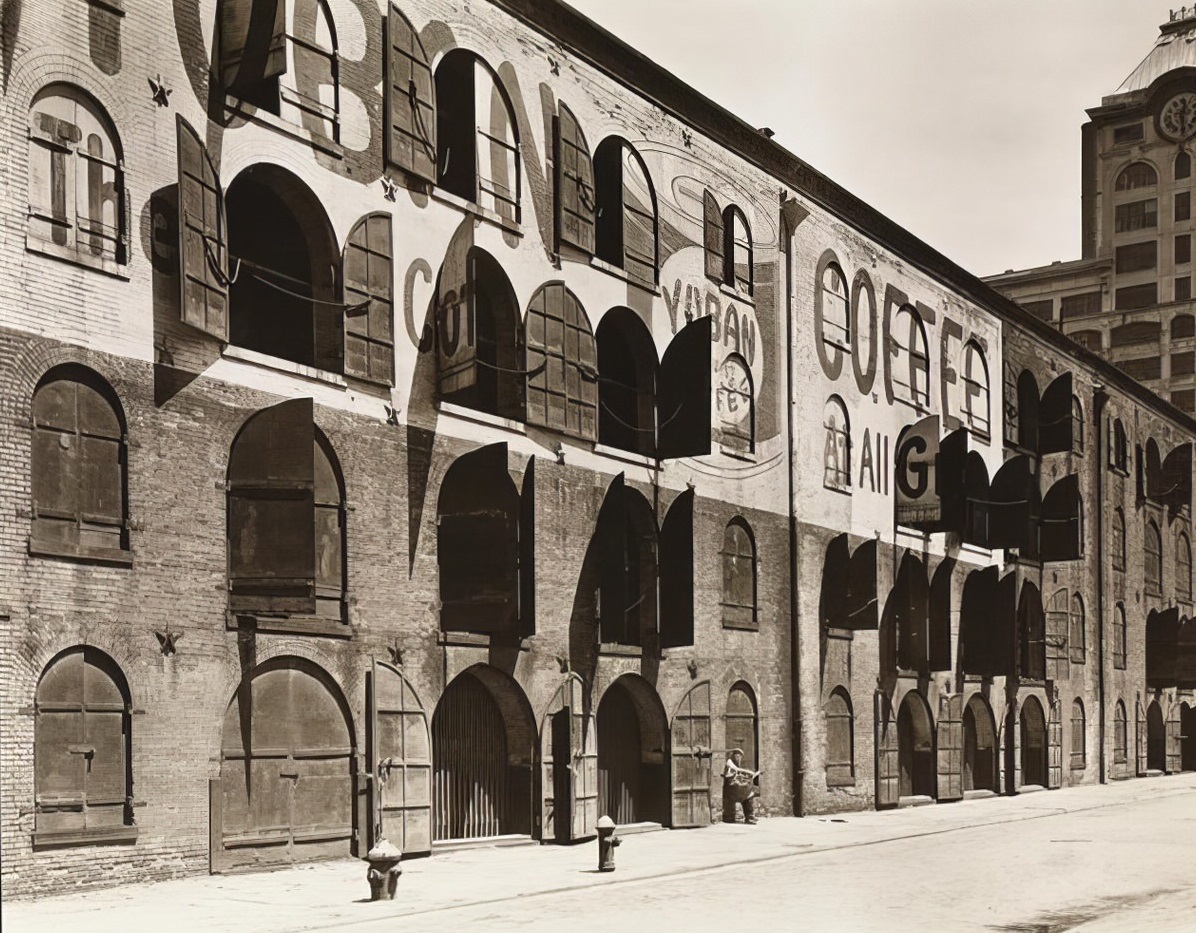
563;0;1162;278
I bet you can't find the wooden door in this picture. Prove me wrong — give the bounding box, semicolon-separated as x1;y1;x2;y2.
1047;700;1062;789
1165;702;1182;774
539;676;598;842
936;695;963;802
370;661;431;856
671;681;712;828
875;693;899;810
572;703;599;840
1136;699;1148;776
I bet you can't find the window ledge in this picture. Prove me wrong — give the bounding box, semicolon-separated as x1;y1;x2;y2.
28;538;132;566
959;542;992;559
228;615;351;639
589;256;657;296
718;282;754;306
221;345;348;387
33;826;138;849
87;0;125;13
823;482;852;497
429;188;521;236
438;631;532;650
592;442;655;468
826;777;857;789
719;444;756;462
26;235;130;280
223;98;344;159
438;401;527;435
721;620;759;633
599;643;644;657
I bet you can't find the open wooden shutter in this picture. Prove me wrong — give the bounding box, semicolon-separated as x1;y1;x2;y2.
938;427;969;534
1166;702;1182;773
519;458;536;638
820;535;850;631
370;660;431;856
703;190;723;282
177;117;228;341
1136;699;1148;776
437;227;476;395
657;316;713;459
1179;618;1196;688
896;556;929;673
571;683;599;841
1016;370;1040;452
385;3;436;183
228;398;316;614
1045;590;1069;683
659;489;695;649
556;103;594;254
597;474;627;644
1162;443;1193;519
1038;373;1073;455
540;676;596;843
1040;474;1082;562
936;695;963;802
929;559;954;672
962;451;990;547
846;539;878;630
343;213;395;385
1047;701;1062;788
220;0;287;94
1145;439;1164;502
1019;582;1045;681
670;681;712;828
988;455;1038;550
875;693;899;810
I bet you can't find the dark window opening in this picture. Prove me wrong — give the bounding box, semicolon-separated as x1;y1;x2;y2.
1177;234;1191;266
1110;320;1160;347
1071;396;1084;453
1113;605;1127;670
1115;161;1155;189
1115;282;1158;311
596;480;658;648
1112;124;1145;147
1113;701;1128;763
1178;278;1193;302
723;205;752;294
1178;533;1192;602
962;341;990;436
1109;418;1130;474
1115;199;1158;233
1069;594;1086;665
596;308;658;457
1019;582;1045;681
1115;240;1157;274
721;518;757;630
1070;699;1086;770
1174;314;1196;338
1019;299;1053;321
1146;519;1163;596
1112;508;1126;572
594;137;657;286
1060;292;1102;319
1178;191;1191;223
1177;151;1192;180
31;366;128;561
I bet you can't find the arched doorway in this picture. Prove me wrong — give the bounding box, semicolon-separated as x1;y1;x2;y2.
1147;700;1166;772
217;657;355;872
963;695;997;792
897;692;935;798
431;667;534;841
596;675;668;825
1183;703;1195;771
1020;696;1047;788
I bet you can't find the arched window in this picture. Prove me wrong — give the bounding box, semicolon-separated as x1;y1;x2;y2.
1112;508;1126;572
594;138;657;286
596;308;658;457
227;399;347;621
28;84;127;267
1146;519;1163;596
1115;162;1157;191
1046;588;1069;681
962;341;990;436
825;687;854;786
525;283;598;440
595;483;658;646
1178;532;1193;603
1003;361;1019;443
892;304;929;406
823;396;850;491
1069;594;1086;665
1113;603;1128;670
1109;418;1129;473
34;647;134;842
435;50;520;222
819;263;850;350
725;682;759;771
723;205;752;295
1071;397;1084;452
717;353;755;455
31;366;128;561
1177;151;1191;181
1070;699;1086;770
1113;700;1128;764
721;518;757;630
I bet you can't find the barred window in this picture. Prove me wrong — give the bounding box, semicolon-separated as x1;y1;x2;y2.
1113;604;1127;670
1178;532;1192;602
820;264;850;350
823;396;850;491
1070;699;1086;770
1113;701;1127;763
721;518;757;630
1112;508;1126;572
962;341;990;436
1114;161;1156;190
1146;519;1163;596
1069;594;1086;665
892;304;929;407
723;205;753;295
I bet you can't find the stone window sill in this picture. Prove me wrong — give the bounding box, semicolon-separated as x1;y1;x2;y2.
222;98;344;160
228;614;351;639
438;401;527;435
27;235;130;280
221;345;348;388
28;537;132;567
589;256;657;296
429;188;521;236
33;825;138;849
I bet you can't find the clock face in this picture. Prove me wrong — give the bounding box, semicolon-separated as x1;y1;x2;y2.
1160;92;1196;141
716;356;752;428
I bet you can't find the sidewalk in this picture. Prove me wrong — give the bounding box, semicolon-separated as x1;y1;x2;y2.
6;774;1194;933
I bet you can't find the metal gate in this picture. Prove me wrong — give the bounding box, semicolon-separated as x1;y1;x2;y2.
875;692;899;810
597;684;643;823
936;695;963;802
540;675;598;842
370;661;431;855
432;674;508;840
671;681;712;828
217;659;354;871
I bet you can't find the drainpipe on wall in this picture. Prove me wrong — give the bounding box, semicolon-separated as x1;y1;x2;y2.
1094;384;1108;784
782;202;803;817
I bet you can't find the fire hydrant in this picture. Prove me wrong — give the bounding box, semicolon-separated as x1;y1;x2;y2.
365;840;402;901
596;815;620;872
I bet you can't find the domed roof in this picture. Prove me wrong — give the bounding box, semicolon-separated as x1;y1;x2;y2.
1115;10;1196;95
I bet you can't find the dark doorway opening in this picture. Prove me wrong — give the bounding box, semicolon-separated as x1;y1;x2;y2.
963;695;997;792
596;676;668;825
1147;700;1166;772
551;710;572;844
897;692;936;798
1020;697;1047;788
1183;703;1195;771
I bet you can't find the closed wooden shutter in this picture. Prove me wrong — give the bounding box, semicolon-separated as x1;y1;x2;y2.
177;117;228;341
1045;589;1069;683
436;227;476;396
556;103;595;254
370;661;431;856
1047;702;1062;788
384;4;436;183
622;152;656;286
228;398;317;614
220;0;287;94
519;458;536;638
657;316;713;459
936;695;963;802
659;489;694;649
1166;702;1182;773
1136;699;1148;776
875;694;899;809
703;189;723;282
525;283;598;440
670;681;712;828
597;474;628;645
1040;474;1082;563
343;213;395;385
1019;583;1046;681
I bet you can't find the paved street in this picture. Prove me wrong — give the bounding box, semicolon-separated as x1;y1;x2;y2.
6;775;1194;933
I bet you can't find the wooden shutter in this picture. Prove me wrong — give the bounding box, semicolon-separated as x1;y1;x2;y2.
703;189;723;282
988;455;1037;550
436;228;476;395
659;489;695;649
385;3;436;182
525;283;598;440
555;103;595;254
1038;373;1073;455
343;213;395;385
670;681;712;828
177;117;228;341
846;539;878;630
370;661;431;856
1040;474;1082;562
220;0;287;94
622;154;656;286
936;695;963;802
1162;442;1193;518
519;458;536;638
875;694;899;809
1047;702;1063;789
1019;583;1045;681
1136;699;1148;776
571;685;599;841
597;474;627;645
228;398;317;614
657;316;713;460
1016;371;1040;452
1045;590;1069;683
962;451;991;547
1166;703;1182;773
896;556;929;674
928;560;954;672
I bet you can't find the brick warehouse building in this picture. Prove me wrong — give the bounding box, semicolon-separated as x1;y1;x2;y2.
1;0;1194;898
